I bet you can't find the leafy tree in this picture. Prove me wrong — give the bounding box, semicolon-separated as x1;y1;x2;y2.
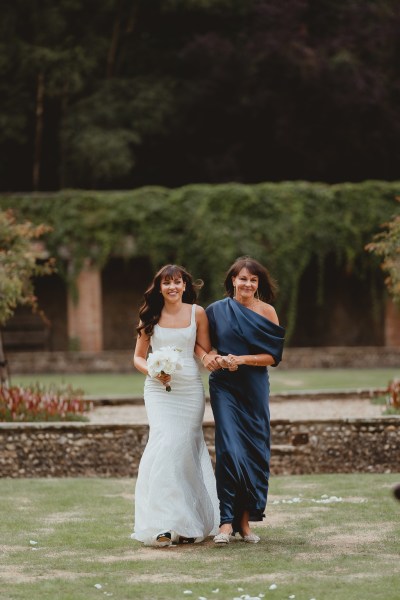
1;0;400;189
366;207;400;304
0;210;54;384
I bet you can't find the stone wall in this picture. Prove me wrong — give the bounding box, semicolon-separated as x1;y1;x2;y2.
7;346;400;374
1;418;399;478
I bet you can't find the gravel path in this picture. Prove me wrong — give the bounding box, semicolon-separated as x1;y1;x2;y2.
89;398;386;424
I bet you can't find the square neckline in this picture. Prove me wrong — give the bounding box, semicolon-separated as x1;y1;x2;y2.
155;304;196;330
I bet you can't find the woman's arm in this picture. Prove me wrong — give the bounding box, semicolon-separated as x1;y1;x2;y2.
194;306;221;371
222;304;280;369
133;328;171;386
133;330;150;375
224;353;276;368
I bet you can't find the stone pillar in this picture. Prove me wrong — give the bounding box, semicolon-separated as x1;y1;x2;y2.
67;261;103;352
384;297;400;347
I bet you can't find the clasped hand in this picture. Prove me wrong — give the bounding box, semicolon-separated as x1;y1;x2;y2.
203;353;239;371
220;354;239;371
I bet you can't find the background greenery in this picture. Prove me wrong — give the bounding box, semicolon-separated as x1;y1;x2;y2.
2;181;400;339
1;474;399;599
1;0;400;191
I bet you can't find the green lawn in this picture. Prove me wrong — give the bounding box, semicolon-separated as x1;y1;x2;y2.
1;474;399;599
10;368;399;396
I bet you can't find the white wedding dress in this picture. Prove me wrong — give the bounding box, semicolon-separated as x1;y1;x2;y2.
132;304;219;545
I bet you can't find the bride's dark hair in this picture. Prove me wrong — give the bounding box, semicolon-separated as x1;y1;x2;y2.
136;264;202;337
224;256;277;303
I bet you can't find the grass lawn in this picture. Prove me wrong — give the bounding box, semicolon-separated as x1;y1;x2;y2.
0;474;399;600
10;368;400;396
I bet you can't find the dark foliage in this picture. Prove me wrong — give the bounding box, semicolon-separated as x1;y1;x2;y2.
1;0;400;190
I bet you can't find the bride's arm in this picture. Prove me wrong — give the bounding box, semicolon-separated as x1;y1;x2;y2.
133;330;151;376
133;331;171;385
194;306;221;371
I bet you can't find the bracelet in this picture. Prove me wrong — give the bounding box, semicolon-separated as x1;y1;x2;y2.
201;352;208;363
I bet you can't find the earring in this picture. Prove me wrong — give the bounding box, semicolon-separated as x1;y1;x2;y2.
233;285;236;298
255;290;260;301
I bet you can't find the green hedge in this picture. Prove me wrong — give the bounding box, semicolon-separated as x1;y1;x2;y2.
2;181;400;337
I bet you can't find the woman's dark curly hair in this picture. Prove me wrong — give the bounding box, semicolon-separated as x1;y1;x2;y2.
223;256;277;303
136;264;202;338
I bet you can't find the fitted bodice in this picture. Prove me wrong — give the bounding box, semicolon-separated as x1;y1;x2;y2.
150;304;197;359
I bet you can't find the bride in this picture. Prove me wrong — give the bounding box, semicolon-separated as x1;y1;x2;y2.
132;264;220;546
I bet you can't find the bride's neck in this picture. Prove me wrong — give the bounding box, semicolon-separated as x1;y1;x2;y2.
163;300;183;314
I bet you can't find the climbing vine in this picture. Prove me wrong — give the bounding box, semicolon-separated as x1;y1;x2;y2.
1;181;399;339
366;202;400;305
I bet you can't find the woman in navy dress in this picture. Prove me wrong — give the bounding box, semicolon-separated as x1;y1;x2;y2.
202;257;285;545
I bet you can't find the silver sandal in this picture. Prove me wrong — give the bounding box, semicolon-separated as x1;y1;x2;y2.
241;532;260;544
213;529;235;545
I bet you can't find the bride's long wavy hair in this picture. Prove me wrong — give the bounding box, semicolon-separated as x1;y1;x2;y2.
136;264;202;338
224;256;277;303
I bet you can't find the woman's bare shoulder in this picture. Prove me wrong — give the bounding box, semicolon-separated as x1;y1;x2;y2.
195;304;207;321
259;302;279;324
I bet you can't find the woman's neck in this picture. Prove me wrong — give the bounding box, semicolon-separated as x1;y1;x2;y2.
163;300;184;315
234;296;257;309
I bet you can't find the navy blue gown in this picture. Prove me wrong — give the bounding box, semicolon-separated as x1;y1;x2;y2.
206;298;285;531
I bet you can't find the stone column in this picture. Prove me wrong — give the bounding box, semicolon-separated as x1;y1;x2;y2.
384;297;400;347
67;260;103;352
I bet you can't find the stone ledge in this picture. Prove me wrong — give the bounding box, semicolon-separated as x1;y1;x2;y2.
1;417;399;478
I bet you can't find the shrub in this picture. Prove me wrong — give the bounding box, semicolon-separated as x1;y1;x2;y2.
0;384;91;422
387;378;400;409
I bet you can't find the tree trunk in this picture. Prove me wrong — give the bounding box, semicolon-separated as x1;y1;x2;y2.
32;72;45;191
107;1;139;78
106;0;123;78
59;80;69;189
0;330;10;387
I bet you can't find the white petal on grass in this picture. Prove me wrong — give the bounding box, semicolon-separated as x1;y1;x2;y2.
94;584;102;589
312;496;343;504
269;584;277;590
212;590;219;594
198;597;207;600
29;540;38;545
183;592;193;595
289;596;296;599
259;594;265;598
31;547;38;551
237;589;244;592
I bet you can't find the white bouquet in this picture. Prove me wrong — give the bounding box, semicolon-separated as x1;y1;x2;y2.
147;346;183;392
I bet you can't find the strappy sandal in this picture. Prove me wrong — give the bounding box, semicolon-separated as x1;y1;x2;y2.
240;532;260;544
213;529;234;545
155;531;172;547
